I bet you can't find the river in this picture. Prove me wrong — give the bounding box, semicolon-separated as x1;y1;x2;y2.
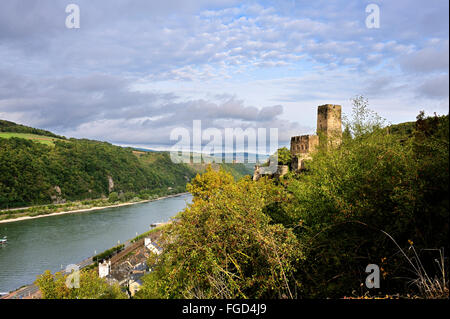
0;193;192;293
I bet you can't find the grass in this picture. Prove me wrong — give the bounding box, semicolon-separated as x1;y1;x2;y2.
0;132;63;146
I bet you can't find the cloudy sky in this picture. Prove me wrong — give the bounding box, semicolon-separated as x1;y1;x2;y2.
0;0;448;151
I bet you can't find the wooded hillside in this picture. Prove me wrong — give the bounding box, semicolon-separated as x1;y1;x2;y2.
0;120;252;209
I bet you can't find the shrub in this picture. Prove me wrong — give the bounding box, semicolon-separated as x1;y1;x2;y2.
108;192;119;203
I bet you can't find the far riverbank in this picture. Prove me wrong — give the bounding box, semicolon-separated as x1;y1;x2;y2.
0;192;189;224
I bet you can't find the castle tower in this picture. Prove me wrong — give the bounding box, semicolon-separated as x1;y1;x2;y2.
317;104;342;147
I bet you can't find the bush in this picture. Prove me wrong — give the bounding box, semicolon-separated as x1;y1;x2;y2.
108;192;119;203
123;191;135;202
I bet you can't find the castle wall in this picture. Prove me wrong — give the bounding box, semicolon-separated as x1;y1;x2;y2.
290;135;319;156
291;155;313;171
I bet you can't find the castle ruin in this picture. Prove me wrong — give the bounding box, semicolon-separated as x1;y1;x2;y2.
290;104;342;171
253;104;342;180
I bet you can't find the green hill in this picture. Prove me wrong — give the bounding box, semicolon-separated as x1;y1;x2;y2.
0;119;65;139
0;120;253;209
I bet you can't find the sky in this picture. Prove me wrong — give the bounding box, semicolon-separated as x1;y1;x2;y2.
0;0;448;151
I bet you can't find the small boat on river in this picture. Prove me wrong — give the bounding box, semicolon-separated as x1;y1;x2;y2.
0;236;7;245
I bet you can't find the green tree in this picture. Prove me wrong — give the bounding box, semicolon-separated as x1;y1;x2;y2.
137;171;301;299
108;192;119;203
343;95;385;138
186;165;235;201
35;269;127;299
277;147;292;166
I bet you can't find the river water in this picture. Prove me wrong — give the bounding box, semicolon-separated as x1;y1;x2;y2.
0;193;192;293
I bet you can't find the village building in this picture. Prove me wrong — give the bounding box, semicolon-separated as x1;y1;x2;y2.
98;260;111;278
144;237;162;255
97;229;165;297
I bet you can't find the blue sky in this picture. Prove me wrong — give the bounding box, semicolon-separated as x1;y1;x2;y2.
0;0;448;150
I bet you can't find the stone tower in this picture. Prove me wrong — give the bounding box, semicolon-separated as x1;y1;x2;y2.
317;104;342;147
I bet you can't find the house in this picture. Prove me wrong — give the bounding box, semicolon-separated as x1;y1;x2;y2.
144;237;162;255
98;260;111;278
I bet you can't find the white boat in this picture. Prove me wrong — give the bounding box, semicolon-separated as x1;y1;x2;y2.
0;236;7;244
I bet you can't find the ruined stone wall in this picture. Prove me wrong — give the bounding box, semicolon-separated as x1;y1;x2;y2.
291;155;313;172
290;135;319;156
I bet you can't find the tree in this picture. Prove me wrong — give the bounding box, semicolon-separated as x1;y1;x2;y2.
277;147;292;166
186;165;235;201
108;192;119;203
137;170;301;299
343;95;385;138
35;269;127;299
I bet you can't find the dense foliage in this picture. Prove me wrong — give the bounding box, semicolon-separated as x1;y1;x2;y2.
285;111;449;297
0;138;193;208
136;167;301;299
136;104;448;299
277;147;292;166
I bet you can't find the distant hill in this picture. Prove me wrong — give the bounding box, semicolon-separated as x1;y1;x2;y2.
0;120;253;209
132;147;159;153
133;148;270;164
386;114;448;141
213;152;270;164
